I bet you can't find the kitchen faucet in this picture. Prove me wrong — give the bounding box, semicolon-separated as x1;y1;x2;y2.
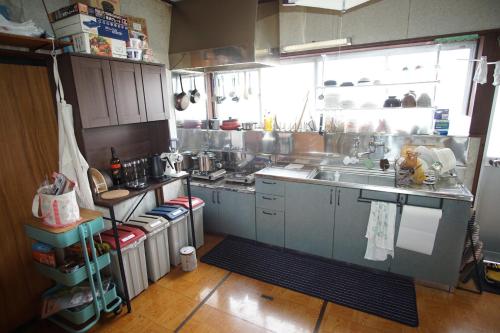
354;135;389;158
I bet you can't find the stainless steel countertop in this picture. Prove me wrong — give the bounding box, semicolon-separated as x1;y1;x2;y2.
255;166;473;202
188;178;255;194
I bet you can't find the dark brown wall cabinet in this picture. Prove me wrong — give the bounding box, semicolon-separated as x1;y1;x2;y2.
61;54;169;129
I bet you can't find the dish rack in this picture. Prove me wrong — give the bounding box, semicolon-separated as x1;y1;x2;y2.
25;213;122;333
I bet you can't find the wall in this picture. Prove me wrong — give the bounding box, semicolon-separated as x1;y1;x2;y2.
0;0;171;65
280;0;500;47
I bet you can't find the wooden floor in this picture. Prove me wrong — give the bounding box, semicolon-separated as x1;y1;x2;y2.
26;233;500;333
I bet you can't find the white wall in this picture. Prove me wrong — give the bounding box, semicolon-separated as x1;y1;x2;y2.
280;0;500;47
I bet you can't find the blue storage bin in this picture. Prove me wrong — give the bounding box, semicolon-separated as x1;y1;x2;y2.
25;217;105;248
35;253;110;286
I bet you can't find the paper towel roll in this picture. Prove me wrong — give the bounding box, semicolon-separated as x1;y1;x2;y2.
396;205;442;255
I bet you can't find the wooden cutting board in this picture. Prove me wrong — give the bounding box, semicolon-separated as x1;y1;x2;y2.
101;189;130;200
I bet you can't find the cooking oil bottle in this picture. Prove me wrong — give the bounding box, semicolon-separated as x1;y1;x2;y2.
264;111;273;131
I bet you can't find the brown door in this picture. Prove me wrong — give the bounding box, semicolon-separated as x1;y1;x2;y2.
141;64;169;121
0;63;58;331
110;61;147;124
71;56;118;128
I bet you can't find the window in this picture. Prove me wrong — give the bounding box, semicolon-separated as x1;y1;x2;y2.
486;88;500;158
174;41;477;136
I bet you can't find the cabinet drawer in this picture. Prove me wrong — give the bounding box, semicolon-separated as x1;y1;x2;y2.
256;193;284;211
359;189;399;203
256;208;284;247
256;178;284;196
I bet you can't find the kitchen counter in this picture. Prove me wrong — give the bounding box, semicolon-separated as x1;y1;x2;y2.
188;178;255;194
255;166;473;202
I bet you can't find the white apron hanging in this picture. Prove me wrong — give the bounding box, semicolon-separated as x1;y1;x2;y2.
53;56;95;209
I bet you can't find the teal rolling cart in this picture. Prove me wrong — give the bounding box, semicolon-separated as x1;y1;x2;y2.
25;209;122;333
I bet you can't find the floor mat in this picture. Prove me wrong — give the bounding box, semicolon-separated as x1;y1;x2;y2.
201;236;418;327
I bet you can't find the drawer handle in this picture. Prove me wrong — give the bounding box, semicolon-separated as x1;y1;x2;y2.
212;191;216;204
262;180;276;185
262;196;276;200
262;210;276;216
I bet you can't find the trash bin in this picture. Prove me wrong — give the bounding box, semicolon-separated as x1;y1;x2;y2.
148;205;189;266
99;225;148;299
126;214;170;282
166;196;205;249
180;246;197;272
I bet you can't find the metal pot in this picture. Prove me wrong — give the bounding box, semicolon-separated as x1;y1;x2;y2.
198;151;216;173
241;122;257;130
181;151;196;171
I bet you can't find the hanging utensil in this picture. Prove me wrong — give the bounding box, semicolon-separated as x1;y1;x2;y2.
232;73;240;102
216;76;226;104
243;72;249;100
318;55;326;101
175;75;190;111
229;74;236;98
189;76;201;103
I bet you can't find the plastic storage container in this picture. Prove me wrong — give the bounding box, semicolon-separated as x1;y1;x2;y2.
166;196;205;249
148;205;189;266
126;214;171;282
99;225;148;299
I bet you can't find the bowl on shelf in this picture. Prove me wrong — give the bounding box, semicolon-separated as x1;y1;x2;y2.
417;93;432;107
383;96;401;108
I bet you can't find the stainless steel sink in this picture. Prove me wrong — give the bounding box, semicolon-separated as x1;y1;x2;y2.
312;168;395;187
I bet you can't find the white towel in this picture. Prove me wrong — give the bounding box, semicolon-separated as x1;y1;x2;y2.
364;201;397;261
473;56;488;84
493;61;500;86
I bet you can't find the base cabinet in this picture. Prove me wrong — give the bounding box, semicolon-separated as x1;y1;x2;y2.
284;182;335;258
390;197;471;286
190;186;255;240
333;187;392;271
256;208;284;247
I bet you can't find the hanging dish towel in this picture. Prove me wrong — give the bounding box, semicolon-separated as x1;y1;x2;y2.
473;56;488;84
364;201;397;261
493;61;500;86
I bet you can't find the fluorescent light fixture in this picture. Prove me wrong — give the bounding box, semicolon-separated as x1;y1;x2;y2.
281;38;352;53
289;0;372;11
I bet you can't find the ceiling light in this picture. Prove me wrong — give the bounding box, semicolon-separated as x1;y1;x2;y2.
281;38;352;53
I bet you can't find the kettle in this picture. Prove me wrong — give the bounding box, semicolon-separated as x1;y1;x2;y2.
149;154;165;179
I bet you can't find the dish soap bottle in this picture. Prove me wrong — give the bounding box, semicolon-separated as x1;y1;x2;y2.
264;111;273;131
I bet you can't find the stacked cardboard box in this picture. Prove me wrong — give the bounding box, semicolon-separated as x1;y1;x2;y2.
50;3;128;58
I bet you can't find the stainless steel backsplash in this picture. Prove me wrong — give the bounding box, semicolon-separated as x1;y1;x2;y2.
177;129;480;189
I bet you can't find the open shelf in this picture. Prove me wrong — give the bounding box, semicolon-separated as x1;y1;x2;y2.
316;80;440;90
316;107;436;112
0;32;71;51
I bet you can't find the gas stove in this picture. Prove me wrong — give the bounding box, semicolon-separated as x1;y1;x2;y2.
225;172;256;185
192;169;226;181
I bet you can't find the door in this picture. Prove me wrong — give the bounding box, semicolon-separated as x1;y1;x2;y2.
190;186;219;233
219;190;256;240
0;63;57;331
71;56;118;128
333;187;391;271
110;61;147;124
476;87;500;261
285;182;335;258
141;64;169;121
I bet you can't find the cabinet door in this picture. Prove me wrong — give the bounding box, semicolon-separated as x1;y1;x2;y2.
219;190;256;240
141;65;169;121
390;197;470;286
190;187;219;233
285;182;335;258
333;187;391;271
71;57;118;128
256;208;284;247
110;61;147;124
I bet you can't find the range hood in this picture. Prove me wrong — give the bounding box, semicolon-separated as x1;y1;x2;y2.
169;0;280;72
